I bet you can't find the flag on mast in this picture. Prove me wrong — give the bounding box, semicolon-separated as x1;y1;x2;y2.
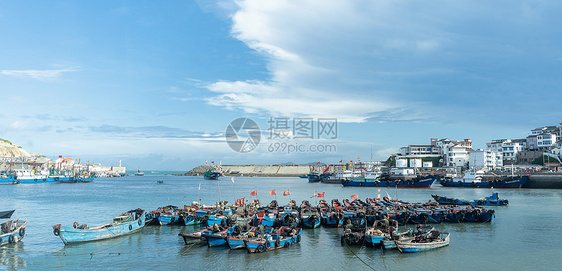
269;189;276;196
283;190;290;196
250;190;257;196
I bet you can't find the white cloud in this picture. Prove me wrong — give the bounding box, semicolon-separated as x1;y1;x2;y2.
0;67;79;81
203;0;457;123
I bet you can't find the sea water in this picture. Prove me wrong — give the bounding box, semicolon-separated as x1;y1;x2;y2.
1;175;561;270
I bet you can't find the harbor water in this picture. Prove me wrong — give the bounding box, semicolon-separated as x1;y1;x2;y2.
1;175;562;270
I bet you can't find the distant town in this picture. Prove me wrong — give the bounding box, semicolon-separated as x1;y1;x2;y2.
393;122;562;172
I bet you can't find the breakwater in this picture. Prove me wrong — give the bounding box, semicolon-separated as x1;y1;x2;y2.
525;173;562;189
178;164;310;177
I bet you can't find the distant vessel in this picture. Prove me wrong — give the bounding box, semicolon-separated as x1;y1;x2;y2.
204;170;221;180
135;168;145;176
440;169;528;188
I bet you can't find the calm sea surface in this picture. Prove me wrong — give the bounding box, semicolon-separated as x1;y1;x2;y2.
1;175;561;270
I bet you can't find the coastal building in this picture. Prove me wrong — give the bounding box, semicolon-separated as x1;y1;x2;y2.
527;133;556;151
486;138;526;165
469;149;502;169
397;138;472;170
517;150;543;165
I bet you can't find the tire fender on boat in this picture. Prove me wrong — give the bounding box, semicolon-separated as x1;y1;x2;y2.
129;225;133;231
53;228;60;236
19;228;25;236
138;219;142;226
257;244;265;252
8;235;15;244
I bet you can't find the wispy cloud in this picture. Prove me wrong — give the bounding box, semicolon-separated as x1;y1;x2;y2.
1;67;79;81
89;125;223;140
204;0;562;125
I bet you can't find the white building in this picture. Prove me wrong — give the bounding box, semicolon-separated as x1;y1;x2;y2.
469;149;503;169
487;138;526;164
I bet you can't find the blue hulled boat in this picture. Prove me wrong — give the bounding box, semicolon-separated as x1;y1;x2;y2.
440;170;528;188
245;227;301;253
432;192;509;206
1;220;27;246
365;219;399;247
204;170;221;180
52;209;146;245
342;174;437;188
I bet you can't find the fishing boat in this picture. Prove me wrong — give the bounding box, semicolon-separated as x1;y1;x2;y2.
13;169;59;184
134;168;145;176
155;206;181;226
1;219;27;246
52;209;146;245
432;192;509;206
440;169;528;188
0;171;19;185
178;224;227;244
245;227;302;253
381;225;434;250
299;200;320;229
227;225;274;250
365;218;399;247
395;231;450;253
342;174;437;188
202;226;237;247
203;169;221;180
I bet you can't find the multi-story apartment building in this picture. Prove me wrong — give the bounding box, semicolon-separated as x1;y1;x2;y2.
469;149;503;169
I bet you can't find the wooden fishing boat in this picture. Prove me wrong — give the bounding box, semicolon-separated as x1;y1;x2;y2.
432;192;509;206
365;219;398;247
226;225;274;250
381;225;434;250
202;226;236;247
245;227;302;253
395;231;450;253
52;209;146;245
1;219;27;246
178;226;222;244
299;201;320;228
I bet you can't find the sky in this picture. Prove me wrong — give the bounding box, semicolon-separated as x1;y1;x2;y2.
1;0;561;170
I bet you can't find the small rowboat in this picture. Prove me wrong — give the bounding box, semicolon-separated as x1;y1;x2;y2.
395;231;450;253
52;209;146;245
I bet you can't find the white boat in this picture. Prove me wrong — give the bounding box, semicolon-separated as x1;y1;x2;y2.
395;231;450;253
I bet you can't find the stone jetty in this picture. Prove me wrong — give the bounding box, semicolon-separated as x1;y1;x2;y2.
177;164;311;177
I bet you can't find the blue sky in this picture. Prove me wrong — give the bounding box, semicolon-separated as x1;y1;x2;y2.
1;0;561;170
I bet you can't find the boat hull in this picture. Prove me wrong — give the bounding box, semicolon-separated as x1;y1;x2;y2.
440;175;528;188
343;176;437;188
396;233;450;253
54;211;146;245
0;220;27;246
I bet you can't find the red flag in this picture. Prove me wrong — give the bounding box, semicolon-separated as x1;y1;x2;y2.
235;198;245;206
351;194;358;199
323;167;330;174
283;190;290;196
269;189;276;196
350;160;353;163
250;190;257;196
211;161;214;164
339;160;343;163
59;155;62;158
317;161;320;164
317;192;325;198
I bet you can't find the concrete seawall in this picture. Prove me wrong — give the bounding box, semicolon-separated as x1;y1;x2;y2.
179;164;311;177
525;173;562;189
